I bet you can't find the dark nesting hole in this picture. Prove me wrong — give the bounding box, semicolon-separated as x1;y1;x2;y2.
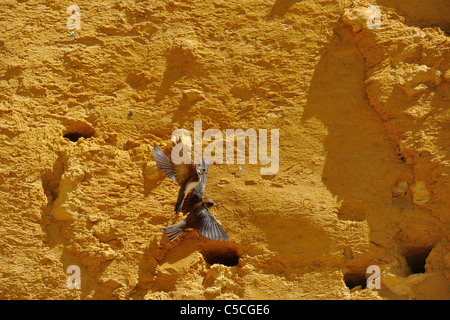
202;246;240;267
63;132;85;142
62;120;96;142
344;272;367;290
404;247;432;274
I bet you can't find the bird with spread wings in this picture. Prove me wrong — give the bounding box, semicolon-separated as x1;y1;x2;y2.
152;142;229;241
152;142;206;214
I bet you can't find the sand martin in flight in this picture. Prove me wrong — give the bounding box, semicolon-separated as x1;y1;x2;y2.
161;160;229;241
161;199;229;241
152;142;207;214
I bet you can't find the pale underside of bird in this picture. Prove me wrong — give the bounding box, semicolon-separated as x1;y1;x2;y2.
152;142;206;214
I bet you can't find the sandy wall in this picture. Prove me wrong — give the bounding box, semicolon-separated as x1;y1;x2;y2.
0;0;448;299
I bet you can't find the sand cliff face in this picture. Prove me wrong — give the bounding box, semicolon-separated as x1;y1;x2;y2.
0;0;448;299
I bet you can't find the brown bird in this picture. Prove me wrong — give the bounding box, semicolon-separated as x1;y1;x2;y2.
180;157;210;215
161;152;229;241
161;195;229;241
152;142;207;214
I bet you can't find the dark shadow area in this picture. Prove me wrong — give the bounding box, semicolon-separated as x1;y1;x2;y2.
301;25;410;295
126;72;151;90
41;154;65;207
142;179;158;197
302;23;403;204
155;46;200;102
63;132;85;142
62;120;97;142
344;272;367;290
378;0;450;34
200;241;241;267
266;0;299;19
403;246;432;274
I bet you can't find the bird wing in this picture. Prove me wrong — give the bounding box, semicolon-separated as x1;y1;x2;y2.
181;158;210;215
152;143;177;182
172;161;197;186
152;142;196;185
160;219;187;241
194;208;229;241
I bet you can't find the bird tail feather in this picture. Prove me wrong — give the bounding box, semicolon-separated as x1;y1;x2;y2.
161;220;186;241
